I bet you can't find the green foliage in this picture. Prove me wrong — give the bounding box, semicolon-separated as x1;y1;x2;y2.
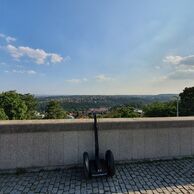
37;94;174;112
21;93;37;119
105;105;140;118
143;101;176;117
0;91;37;120
0;108;8;120
179;87;194;116
0;91;28;120
45;100;67;119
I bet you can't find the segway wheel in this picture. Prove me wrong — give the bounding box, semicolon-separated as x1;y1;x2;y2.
83;152;91;179
105;150;115;177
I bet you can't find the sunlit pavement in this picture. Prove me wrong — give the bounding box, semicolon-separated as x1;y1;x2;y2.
0;158;194;194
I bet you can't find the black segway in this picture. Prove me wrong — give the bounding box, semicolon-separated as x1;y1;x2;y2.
83;113;115;178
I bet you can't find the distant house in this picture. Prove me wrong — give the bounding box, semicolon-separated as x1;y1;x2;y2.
34;111;45;119
134;109;143;116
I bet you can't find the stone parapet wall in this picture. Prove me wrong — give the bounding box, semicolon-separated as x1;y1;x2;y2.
0;117;194;170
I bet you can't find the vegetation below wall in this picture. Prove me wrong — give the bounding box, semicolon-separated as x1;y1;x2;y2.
37;94;175;112
0;91;37;120
0;86;194;119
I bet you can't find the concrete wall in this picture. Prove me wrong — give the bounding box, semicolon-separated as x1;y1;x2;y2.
0;117;194;170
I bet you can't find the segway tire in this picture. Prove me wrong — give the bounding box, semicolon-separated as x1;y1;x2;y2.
105;150;115;177
83;152;91;179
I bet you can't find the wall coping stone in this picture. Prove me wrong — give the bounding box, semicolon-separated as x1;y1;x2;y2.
0;117;194;134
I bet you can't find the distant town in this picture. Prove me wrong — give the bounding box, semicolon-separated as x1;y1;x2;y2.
35;93;178;119
1;86;194;120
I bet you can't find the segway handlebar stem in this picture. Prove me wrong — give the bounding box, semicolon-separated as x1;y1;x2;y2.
93;113;102;171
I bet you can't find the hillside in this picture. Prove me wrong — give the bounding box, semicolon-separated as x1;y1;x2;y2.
37;94;177;112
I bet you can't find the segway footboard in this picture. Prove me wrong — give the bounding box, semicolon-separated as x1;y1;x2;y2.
90;159;108;177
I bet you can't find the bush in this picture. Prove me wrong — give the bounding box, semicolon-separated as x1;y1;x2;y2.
143;101;176;117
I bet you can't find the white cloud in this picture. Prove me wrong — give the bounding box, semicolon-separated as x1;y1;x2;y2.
1;33;68;65
26;70;37;75
162;53;194;80
5;69;37;75
50;53;63;63
163;54;194;66
5;44;63;64
95;74;113;82
66;79;81;83
6;36;16;43
6;44;23;59
66;78;88;84
163;55;182;65
181;55;194;66
0;33;16;43
66;75;113;84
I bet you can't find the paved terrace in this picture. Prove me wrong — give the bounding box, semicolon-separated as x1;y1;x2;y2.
1;117;194;193
0;158;194;194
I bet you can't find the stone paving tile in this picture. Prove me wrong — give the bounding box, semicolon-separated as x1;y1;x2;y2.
0;158;194;193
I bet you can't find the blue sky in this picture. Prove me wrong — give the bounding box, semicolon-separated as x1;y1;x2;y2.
1;0;194;95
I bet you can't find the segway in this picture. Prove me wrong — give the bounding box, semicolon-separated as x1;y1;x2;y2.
83;113;115;178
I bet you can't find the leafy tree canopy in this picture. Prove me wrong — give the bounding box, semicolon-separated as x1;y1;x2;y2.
0;91;37;120
0;108;8;120
179;87;194;116
143;101;176;117
21;93;37;119
0;91;28;120
45;100;67;119
105;105;140;118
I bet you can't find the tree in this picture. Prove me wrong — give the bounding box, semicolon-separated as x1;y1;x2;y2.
143;101;176;117
105;105;140;118
21;93;37;119
0;108;8;120
45;100;67;119
0;91;28;120
179;87;194;116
